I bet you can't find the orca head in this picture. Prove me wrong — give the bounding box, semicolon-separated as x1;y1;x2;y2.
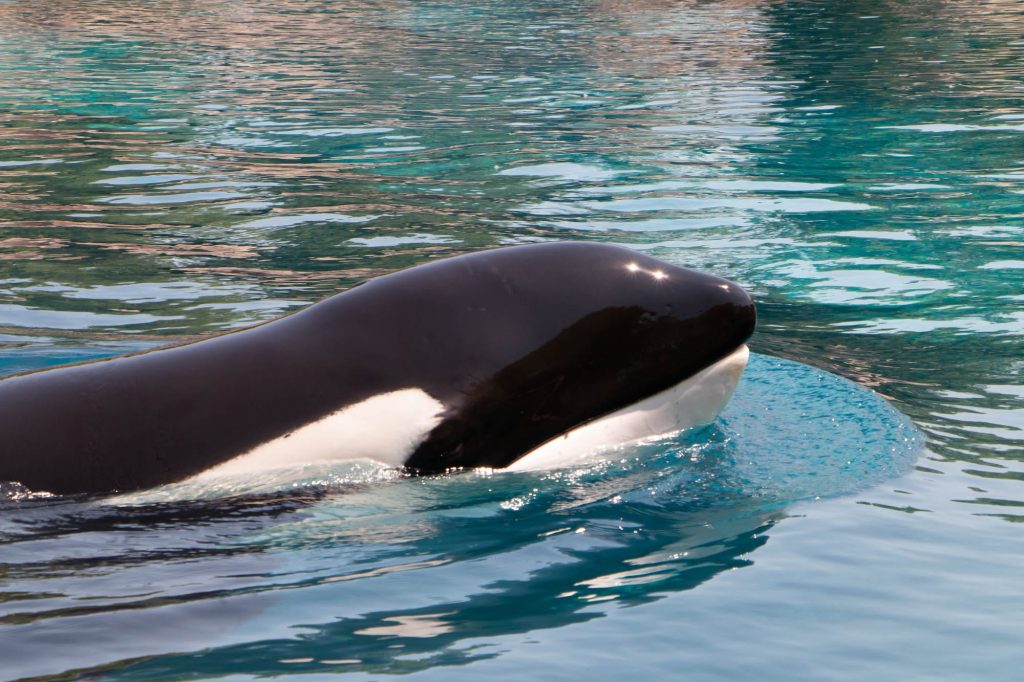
405;242;755;472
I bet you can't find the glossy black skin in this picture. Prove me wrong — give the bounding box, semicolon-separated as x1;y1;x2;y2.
0;242;755;495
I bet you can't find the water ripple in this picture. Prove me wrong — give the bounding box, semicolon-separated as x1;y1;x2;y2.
0;0;1023;678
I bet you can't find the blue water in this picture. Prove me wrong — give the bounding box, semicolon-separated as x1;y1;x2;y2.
1;0;1023;679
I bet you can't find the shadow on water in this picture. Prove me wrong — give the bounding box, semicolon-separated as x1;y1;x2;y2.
4;458;782;680
117;518;777;678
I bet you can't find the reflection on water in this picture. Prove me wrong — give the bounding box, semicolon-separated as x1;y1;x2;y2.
1;0;1023;679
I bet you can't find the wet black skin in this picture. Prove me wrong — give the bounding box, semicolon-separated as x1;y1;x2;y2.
0;242;755;495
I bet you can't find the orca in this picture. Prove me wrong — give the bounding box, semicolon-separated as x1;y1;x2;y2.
0;242;755;495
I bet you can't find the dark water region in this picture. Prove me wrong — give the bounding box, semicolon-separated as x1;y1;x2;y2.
0;0;1022;679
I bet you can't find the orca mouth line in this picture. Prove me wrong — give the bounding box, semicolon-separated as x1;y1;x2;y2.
508;344;751;471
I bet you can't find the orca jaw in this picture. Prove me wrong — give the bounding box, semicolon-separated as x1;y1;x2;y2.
508;344;750;471
405;298;755;473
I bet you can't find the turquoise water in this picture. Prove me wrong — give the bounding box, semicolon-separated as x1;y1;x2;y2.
0;0;1022;679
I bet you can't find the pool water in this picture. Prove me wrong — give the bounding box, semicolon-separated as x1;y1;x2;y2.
0;0;1022;679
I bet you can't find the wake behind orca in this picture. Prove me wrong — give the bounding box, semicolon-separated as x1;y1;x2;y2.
0;242;755;495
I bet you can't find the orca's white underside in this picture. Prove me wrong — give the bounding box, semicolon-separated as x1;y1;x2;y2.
511;344;749;470
194;345;749;480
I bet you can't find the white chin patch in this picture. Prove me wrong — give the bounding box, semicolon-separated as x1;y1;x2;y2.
192;388;444;480
508;344;750;472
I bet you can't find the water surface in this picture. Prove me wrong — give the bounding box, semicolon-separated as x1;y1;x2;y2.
1;0;1022;679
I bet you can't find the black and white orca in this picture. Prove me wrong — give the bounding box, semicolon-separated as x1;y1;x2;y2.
0;242;755;495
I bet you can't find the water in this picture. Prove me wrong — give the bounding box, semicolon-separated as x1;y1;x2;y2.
0;0;1022;679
